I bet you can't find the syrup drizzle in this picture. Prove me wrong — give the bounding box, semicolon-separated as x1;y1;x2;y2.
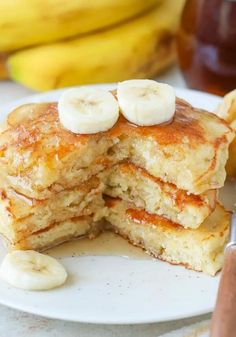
46;231;152;260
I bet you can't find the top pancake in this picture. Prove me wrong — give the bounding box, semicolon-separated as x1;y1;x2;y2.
0;95;234;198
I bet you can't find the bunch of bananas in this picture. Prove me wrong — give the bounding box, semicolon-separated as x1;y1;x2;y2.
0;0;185;91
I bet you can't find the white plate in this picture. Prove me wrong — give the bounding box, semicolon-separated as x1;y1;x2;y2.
0;85;234;324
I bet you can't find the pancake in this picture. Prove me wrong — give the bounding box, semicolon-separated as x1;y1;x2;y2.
0;176;105;243
104;163;216;228
105;197;230;275
0;96;233;199
8;197;230;275
9;216;101;252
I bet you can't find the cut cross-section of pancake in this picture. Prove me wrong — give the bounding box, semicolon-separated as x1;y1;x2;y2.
104;163;217;228
10;216;101;252
0;96;234;199
105;197;230;275
0;176;106;243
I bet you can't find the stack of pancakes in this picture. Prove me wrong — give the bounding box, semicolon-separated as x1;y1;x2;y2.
0;97;234;275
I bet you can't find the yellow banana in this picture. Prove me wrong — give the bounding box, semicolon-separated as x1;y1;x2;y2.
0;0;158;51
8;1;185;91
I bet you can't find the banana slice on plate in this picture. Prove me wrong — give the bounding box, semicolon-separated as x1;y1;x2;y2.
0;250;67;291
117;79;176;126
58;87;119;134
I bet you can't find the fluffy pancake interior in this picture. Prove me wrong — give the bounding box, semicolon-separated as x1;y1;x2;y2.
104;163;216;228
11;216;102;252
0;176;106;242
105;197;230;276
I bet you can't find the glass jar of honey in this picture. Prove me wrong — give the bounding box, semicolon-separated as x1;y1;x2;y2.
177;0;236;96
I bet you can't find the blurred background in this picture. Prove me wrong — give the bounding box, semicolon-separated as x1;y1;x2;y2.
1;0;236;95
0;0;185;92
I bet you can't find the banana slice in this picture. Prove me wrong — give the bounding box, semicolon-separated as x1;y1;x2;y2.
214;89;236;124
117;79;176;126
58;87;119;134
0;250;67;291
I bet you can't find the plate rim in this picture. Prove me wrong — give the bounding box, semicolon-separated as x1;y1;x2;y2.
0;297;212;325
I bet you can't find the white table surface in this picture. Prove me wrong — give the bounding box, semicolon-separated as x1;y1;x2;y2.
0;66;212;336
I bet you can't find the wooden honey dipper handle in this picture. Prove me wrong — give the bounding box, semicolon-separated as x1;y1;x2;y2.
210;245;236;337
